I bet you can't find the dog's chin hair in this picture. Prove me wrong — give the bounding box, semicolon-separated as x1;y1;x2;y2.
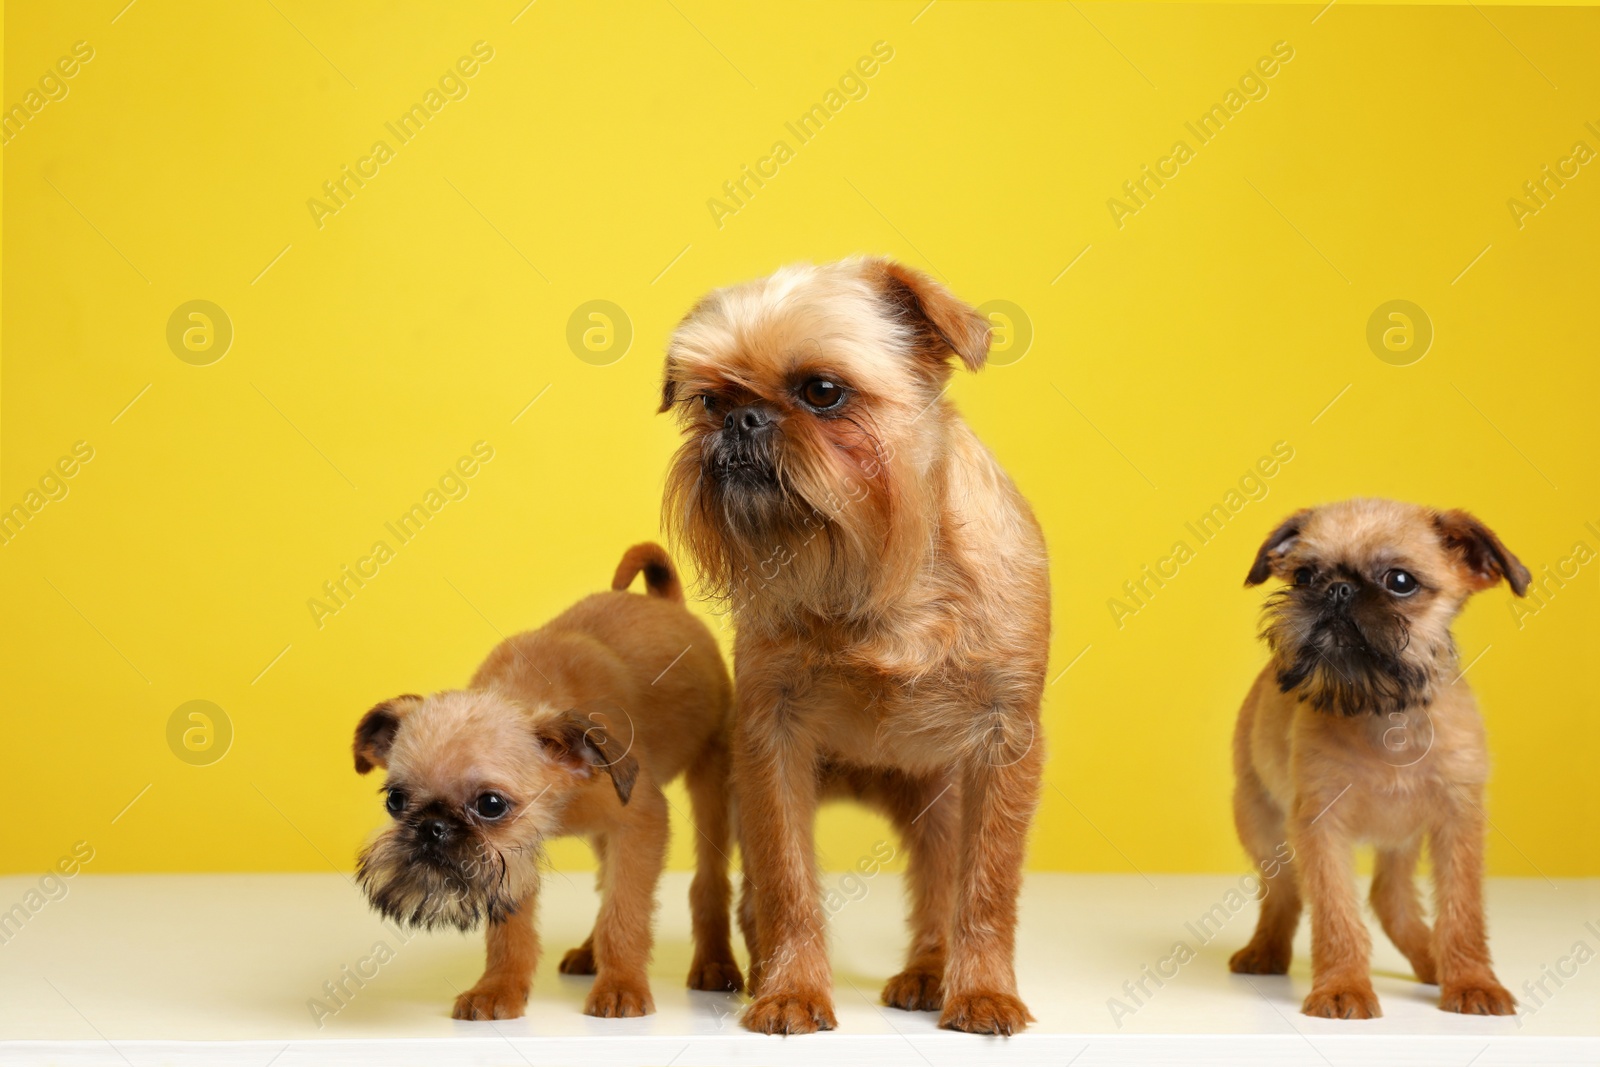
355;835;541;932
1260;590;1451;716
663;430;903;623
1275;647;1435;717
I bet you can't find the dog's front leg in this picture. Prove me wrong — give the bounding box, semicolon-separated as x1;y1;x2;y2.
939;714;1042;1035
453;892;538;1020
1293;803;1380;1019
586;787;667;1017
1430;787;1515;1015
735;704;835;1035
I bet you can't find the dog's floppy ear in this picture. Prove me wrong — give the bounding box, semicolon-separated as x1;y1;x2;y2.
536;707;640;805
353;695;423;774
871;258;990;372
1246;509;1313;586
1434;509;1531;596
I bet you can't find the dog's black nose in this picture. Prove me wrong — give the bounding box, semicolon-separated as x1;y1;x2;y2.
1327;581;1355;604
725;405;773;437
419;818;450;843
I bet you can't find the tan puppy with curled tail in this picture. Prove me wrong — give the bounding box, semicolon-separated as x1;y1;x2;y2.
351;543;740;1020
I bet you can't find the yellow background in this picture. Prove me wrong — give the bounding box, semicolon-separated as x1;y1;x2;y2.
3;2;1596;879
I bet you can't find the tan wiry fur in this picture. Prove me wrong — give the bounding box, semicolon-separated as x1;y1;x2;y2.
659;258;1050;1035
351;544;741;1020
1231;499;1529;1019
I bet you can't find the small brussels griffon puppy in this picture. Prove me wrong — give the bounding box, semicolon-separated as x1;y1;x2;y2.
351;544;741;1020
1231;499;1530;1019
659;257;1050;1035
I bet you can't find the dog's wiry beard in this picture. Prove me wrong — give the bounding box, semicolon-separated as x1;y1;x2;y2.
1261;588;1450;716
702;415;792;534
664;411;916;626
355;828;541;933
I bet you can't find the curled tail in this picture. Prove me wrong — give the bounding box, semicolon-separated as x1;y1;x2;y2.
612;542;684;603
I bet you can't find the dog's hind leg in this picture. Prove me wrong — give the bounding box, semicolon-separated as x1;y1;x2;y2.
876;770;958;1013
684;734;744;992
736;866;762;994
1370;838;1436;984
558;835;606;975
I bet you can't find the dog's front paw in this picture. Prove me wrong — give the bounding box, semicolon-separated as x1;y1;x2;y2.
1302;984;1381;1020
882;965;943;1012
1229;940;1291;975
939;990;1032;1035
584;977;654;1018
687;955;745;993
742;991;837;1035
559;943;597;975
452;978;530;1020
1441;981;1515;1016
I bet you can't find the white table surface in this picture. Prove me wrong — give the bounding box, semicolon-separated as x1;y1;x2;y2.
1;871;1595;1065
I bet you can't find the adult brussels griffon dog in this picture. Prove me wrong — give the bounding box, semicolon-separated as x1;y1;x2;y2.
1231;499;1529;1019
351;544;741;1020
659;257;1050;1035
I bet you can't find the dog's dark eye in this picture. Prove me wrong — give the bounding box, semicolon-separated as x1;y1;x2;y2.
799;378;844;410
1294;567;1314;587
699;393;718;414
385;789;407;817
473;793;510;820
1384;569;1420;596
